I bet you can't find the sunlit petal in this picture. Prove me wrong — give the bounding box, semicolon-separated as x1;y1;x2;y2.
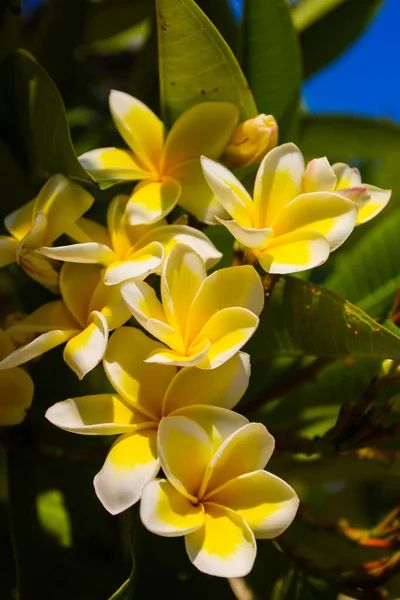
157;416;213;501
135;224;222;272
202;423;275;495
66;217;111;246
332;162;362;189
356;184;391;225
106;195;132;257
207;470;299;539
163;102;238;169
109;90;164;171
256;230;330;274
125;178;181;225
79;147;149;183
45;393;152;435
216;218;273;249
0;329;77;370
303;157;336;193
89;279;132;329
121;281;184;351
140;479;204;537
185;503;256;577
38;243;116;265
162;352;250;414
145;338;210;368
103;242;164;286
4;199;35;241
254;143;304;227
161;244;206;335
186;265;264;344
63;311;109;379
104;328;177;421
273;191;358;251
169;159;230;224
201;157;253;226
94;428;159;514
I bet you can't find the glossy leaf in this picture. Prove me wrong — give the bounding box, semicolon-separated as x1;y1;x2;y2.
243;0;302;128
297;0;384;78
1;49;94;184
247;276;400;359
326;209;400;321
156;0;257;126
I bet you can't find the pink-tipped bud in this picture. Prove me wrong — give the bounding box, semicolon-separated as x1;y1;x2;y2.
223;114;278;169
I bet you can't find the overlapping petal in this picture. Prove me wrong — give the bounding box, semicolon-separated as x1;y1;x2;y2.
135;223;222;272
162;352;250;414
0;236;18;267
163;102;238;170
104;327;177;421
201;157;253;226
202;423;275;496
253;143;305;228
60;263;102;328
256;230;330;274
94;428;159;515
207;470;299;539
356;184;391;225
39;243;116;265
89;278;132;330
303;157;336;193
125;178;181;226
215;218;273;250
140;479;204;537
63;311;109;379
272;191;359;251
103;242;164;286
185;503;256;578
157;416;213;501
144;338;210;368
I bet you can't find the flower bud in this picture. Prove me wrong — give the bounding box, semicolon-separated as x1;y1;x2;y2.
223;114;278;169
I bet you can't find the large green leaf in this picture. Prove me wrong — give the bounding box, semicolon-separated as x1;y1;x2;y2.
326;209;400;321
1;49;94;184
156;0;257;126
247;276;400;359
295;0;384;78
242;0;302;129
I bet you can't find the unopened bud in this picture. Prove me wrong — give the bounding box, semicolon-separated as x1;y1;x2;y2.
223;114;278;169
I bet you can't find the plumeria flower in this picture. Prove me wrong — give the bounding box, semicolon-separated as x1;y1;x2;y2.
37;194;221;285
0;175;94;292
140;416;299;577
45;327;251;515
201;143;390;274
79;91;239;224
0;329;34;425
332;162;391;224
0;263;131;379
223;114;278;170
121;244;264;369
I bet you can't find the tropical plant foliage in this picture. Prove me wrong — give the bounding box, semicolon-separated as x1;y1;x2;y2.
1;0;400;599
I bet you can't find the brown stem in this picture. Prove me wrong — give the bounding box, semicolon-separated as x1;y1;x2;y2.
228;578;254;600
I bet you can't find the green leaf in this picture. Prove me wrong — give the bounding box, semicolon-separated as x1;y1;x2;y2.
247;276;400;359
297;0;384;78
326;209;400;321
1;49;94;185
156;0;257;127
242;0;302;128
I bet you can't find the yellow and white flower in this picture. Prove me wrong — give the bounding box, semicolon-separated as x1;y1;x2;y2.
0;175;94;292
45;327;251;514
121;244;264;369
0;329;33;425
332;162;391;224
140;416;299;577
223;114;278;170
0;263;131;379
79;92;239;224
38;194;221;285
201;143;390;274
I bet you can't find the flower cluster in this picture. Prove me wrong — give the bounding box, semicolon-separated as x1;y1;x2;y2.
0;92;390;577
